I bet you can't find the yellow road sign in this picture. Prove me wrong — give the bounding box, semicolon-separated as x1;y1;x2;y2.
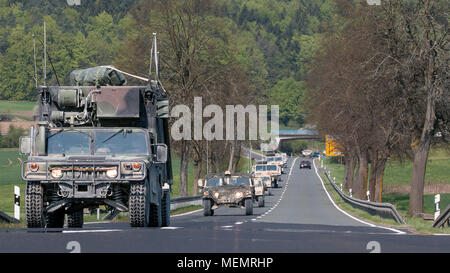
325;135;344;157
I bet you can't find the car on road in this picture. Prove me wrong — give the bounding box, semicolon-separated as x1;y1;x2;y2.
198;171;255;216
299;160;312;169
309;152;320;158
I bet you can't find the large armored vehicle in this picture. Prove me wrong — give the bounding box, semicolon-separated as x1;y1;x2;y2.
197;171;254;216
19;37;172;228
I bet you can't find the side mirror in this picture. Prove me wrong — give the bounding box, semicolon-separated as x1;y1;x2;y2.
19;136;31;155
153;144;168;163
197;179;204;188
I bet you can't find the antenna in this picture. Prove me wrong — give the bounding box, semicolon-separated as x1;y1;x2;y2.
43;21;47;86
148;37;153;82
153;33;159;82
32;34;38;88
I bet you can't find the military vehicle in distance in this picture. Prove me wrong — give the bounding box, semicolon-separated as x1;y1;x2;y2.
20;36;172;228
198;171;254;216
267;155;285;174
253;175;272;196
252;176;266;207
252;163;281;188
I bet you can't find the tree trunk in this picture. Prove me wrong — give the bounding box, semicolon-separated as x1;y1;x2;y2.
409;136;432;217
228;140;235;171
343;154;356;191
354;147;368;200
374;158;386;202
193;159;202;195
179;140;190;197
368;149;377;202
233;141;242;172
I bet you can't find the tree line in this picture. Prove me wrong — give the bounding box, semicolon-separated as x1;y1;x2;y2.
308;0;448;217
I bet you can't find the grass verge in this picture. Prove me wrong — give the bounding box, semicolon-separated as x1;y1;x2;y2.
318;160;450;234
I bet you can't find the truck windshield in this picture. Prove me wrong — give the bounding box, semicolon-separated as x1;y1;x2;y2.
47;131;91;155
255;165;266;171
267;165;277;171
95;130;148;155
206;178;223;187
276;157;282;161
229;177;251;186
267;157;275;162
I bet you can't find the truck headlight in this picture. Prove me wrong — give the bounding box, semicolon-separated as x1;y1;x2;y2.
51;169;63;178
106;168;118;178
235;191;243;198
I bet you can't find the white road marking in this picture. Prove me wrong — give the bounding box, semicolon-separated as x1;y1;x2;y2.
62;229;122;233
161;226;183;230
256;157;298;221
171;209;203;217
312;159;406;235
234;222;244;225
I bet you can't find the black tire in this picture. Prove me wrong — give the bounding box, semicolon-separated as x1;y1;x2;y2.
129;181;150;227
203;199;212;216
46;209;65;228
25;182;44;228
258;196;265;207
67;209;84;228
149;202;162;227
161;191;170;227
245;198;253;215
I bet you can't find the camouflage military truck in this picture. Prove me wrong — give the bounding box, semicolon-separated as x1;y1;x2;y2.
197;171;254;216
267;155;285;174
252;176;265;207
253;175;272;196
252;163;281;188
19;65;173;228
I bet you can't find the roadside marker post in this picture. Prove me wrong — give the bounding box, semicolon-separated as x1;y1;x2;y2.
367;191;370;201
434;194;440;221
14;186;20;220
349;188;352;197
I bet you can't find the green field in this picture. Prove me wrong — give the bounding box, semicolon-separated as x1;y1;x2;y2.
0;100;36;112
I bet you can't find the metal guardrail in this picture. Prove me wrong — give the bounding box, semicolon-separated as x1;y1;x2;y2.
323;170;406;224
170;195;202;211
0;210;20;224
433;204;450;228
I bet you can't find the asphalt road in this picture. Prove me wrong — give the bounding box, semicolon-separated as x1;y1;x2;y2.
1;157;449;253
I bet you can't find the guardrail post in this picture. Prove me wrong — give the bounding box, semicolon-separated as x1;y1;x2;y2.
14;186;20;220
340;183;343;191
434;194;440;221
366;190;370;201
349;188;352;197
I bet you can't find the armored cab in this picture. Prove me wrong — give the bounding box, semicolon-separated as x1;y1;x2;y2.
19;66;173;228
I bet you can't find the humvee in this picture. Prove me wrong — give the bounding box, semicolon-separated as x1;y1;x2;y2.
198;172;254;216
20;63;173;228
267;155;285;174
252;164;281;188
253;175;272;196
252;176;266;207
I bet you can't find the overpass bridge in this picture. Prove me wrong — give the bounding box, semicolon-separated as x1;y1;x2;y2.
260;128;320;151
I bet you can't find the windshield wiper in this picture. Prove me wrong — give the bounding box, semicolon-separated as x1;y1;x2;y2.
102;129;125;143
48;128;93;141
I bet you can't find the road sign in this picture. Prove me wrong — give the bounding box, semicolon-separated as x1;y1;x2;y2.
325;135;344;157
